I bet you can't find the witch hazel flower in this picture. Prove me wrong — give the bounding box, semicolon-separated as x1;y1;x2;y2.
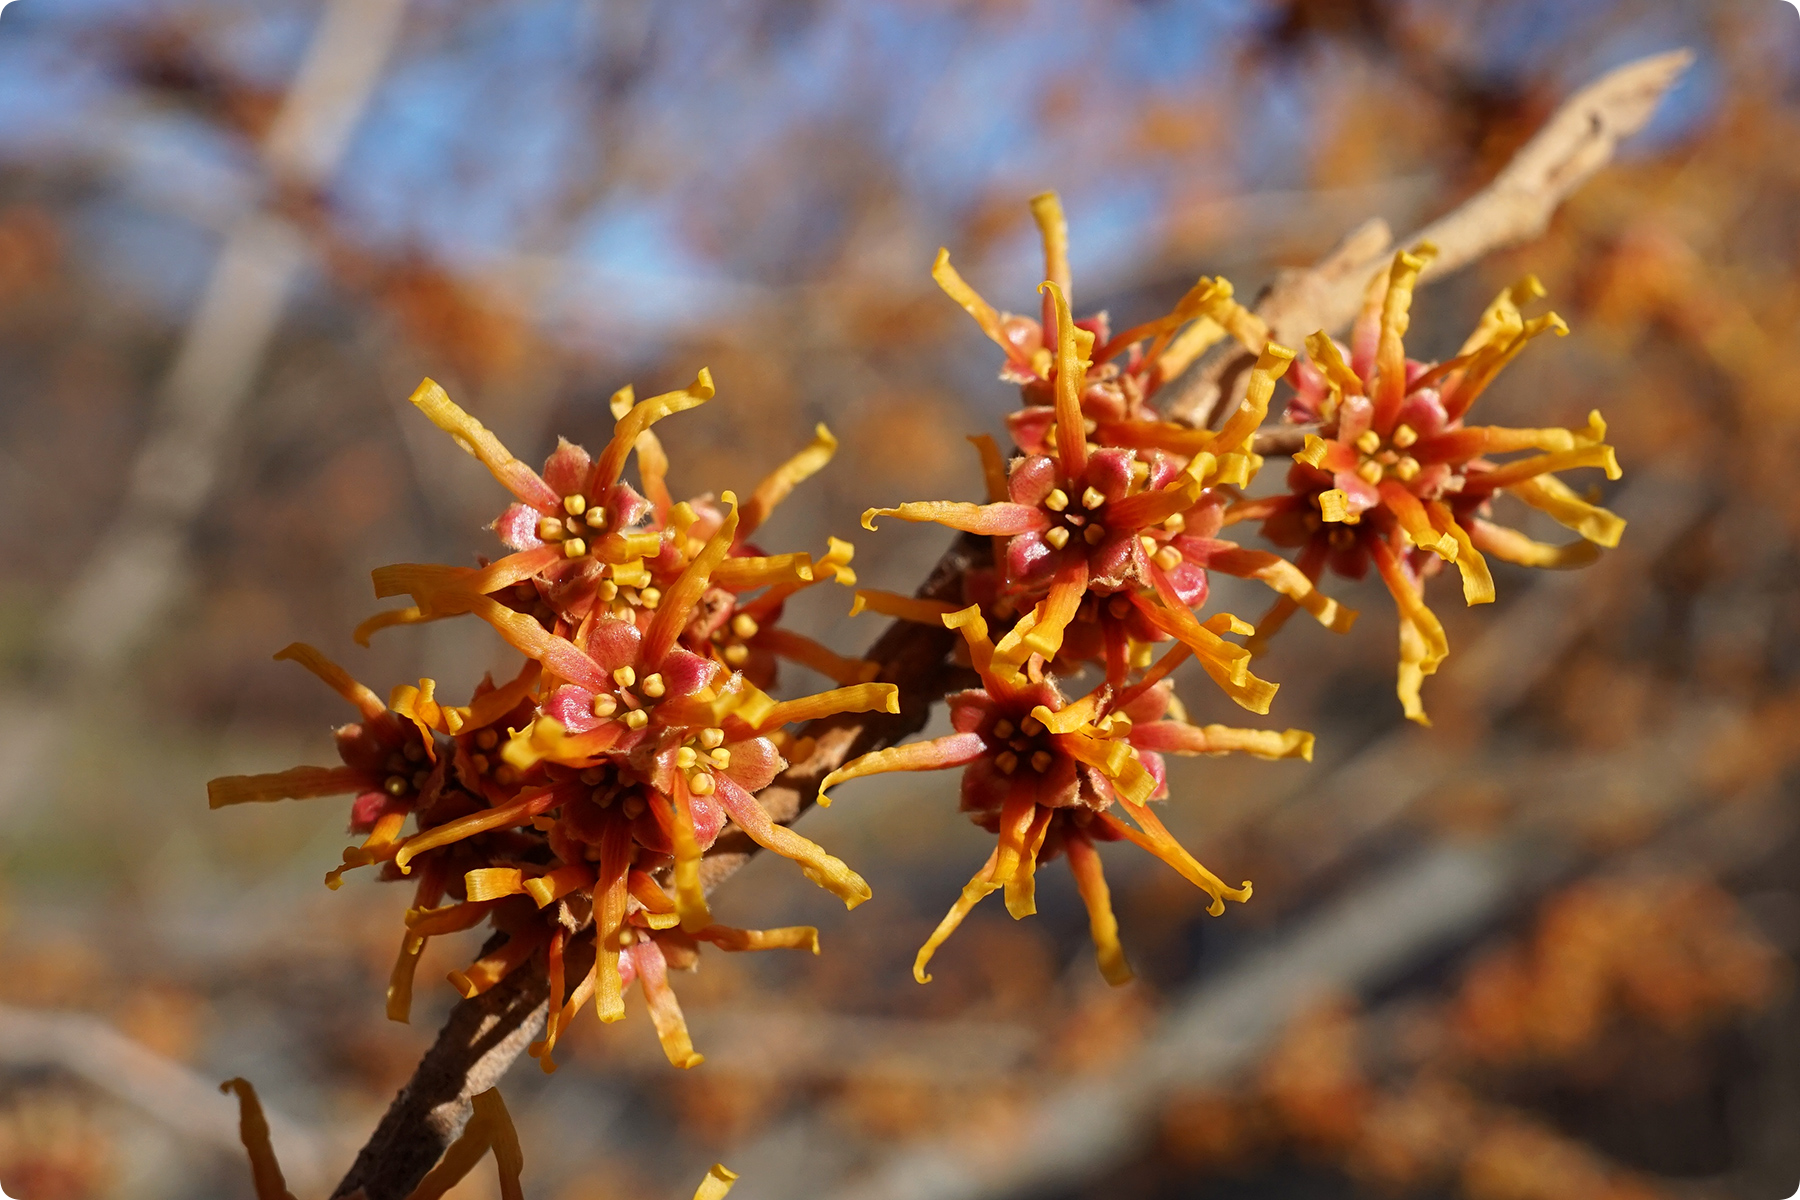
862;284;1340;712
358;369;867;691
1228;246;1624;723
817;607;1311;985
932;191;1269;434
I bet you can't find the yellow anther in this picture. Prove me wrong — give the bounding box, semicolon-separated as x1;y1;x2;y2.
1131;460;1150;483
1392;424;1418;449
1355;429;1382;454
1044;488;1070;512
594;789;615;807
613;667;636;689
1045;526;1071;550
1393;456;1421;482
536;517;567;542
995;751;1019;775
1356;460;1383;486
592;694;618;718
623;708;649;731
688;771;716;797
563;538;589;559
676;746;698;769
639;587;661;609
700;727;725;749
1020;716;1044;736
597;580;619;602
640;673;666;699
563;494;587;516
493;764;517;786
1139;535;1159;555
1082;418;1098;434
709;748;731;769
384;775;408;796
475;728;499;751
723;643;750;666
731;613;760;640
1163;512;1185;533
620;794;646;819
1030;750;1054;773
1083;524;1106;544
1154;546;1183;572
585;507;608;528
1081;486;1106;510
992;720;1014;739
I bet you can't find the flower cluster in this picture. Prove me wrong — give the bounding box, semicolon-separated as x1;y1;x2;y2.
209;193;1624;1095
1230;247;1624;722
830;196;1622;981
210;376;892;1069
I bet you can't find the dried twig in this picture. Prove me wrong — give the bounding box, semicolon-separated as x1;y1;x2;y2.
1163;48;1694;428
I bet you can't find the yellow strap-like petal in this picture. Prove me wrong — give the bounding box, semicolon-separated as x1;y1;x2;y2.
741;423;837;537
694;1164;740;1200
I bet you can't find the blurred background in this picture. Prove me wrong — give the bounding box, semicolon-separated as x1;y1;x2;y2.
0;1;1797;1198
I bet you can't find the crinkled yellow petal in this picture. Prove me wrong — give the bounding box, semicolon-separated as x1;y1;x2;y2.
818;732;985;806
710;553;814;591
693;1164;740;1200
1214;342;1297;456
1371;245;1435;431
1428;503;1495;605
635;941;705;1070
447;924;549;1000
756;627;879;686
386;930;426;1024
1318;489;1351;523
464;868;524;902
1205;546;1356;634
1021;558;1088;661
524;862;593;909
1507;474;1626;547
861;500;1044;536
931;248;1006;345
354;604;441;647
915;848;1002;984
274;643;386;722
591;369;714;501
695;925;821;953
669;782;713;933
1065;834;1133;986
1152;723;1315;760
220;1079;298;1200
407;377;559;512
405;1087;524;1200
1004;806;1055;919
1029;191;1072;295
406;900;498;937
1457;275;1546;357
1305;329;1364;396
644;491;739;666
849;589;961;625
968;433;1010;504
1041;280;1095;478
207;765;366;809
394;786;565;873
741;423;837;538
756;683;897;731
1477;444;1621;490
1467;519;1601;569
1102;797;1251;917
593;825;632;1024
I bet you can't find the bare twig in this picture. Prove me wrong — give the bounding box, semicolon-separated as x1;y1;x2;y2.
1163;48;1693;429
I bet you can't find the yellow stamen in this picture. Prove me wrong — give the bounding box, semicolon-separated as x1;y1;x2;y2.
614;667;636;688
1044;488;1070;512
1084;524;1106;544
700;727;725;749
1081;486;1106;510
640;673;666;699
995;751;1019;774
731;613;759;640
1355;429;1381;454
623;709;649;730
537;517;566;542
1045;527;1071;549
